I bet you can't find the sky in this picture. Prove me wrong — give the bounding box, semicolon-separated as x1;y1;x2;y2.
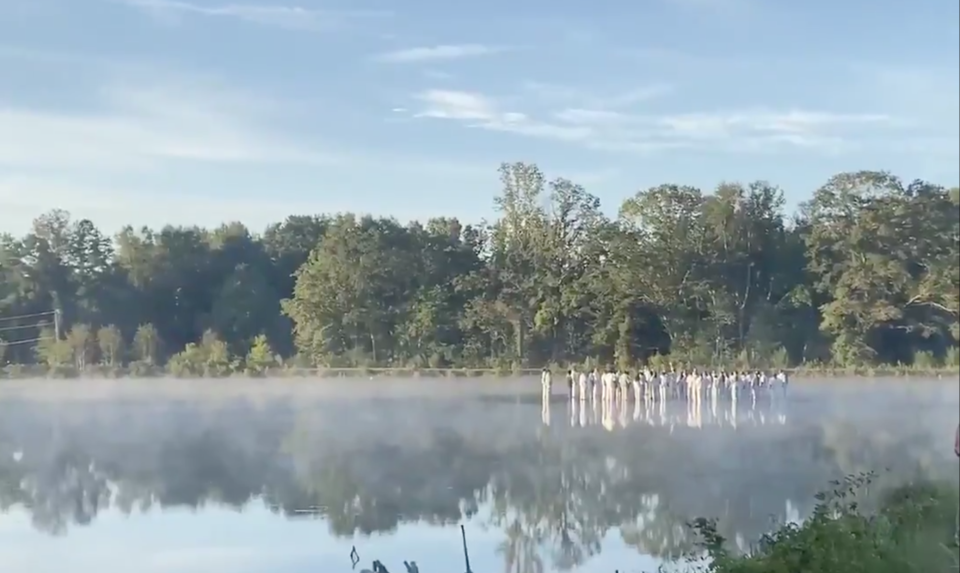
0;0;957;235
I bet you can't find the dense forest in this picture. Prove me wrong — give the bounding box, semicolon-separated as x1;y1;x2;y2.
0;163;957;375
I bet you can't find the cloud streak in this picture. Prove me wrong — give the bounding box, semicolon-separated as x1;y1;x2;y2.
116;0;387;30
415;90;591;142
0;77;338;172
520;81;673;109
375;44;506;64
409;88;906;155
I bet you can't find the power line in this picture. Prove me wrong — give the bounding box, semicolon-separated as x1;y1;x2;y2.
0;321;52;333
0;310;60;345
0;310;57;322
0;336;51;346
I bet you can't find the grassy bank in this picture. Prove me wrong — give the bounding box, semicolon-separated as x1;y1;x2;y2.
677;474;959;573
0;363;958;380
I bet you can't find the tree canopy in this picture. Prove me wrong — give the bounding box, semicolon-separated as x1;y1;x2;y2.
0;164;957;372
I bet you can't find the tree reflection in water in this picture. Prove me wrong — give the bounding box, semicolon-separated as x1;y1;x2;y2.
0;387;954;571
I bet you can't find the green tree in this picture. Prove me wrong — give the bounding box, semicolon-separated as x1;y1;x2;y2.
245;334;277;375
132;323;160;364
65;324;93;370
34;328;71;368
96;325;123;367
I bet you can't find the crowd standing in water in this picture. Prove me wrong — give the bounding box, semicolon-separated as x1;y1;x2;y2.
540;367;790;429
541;367;789;403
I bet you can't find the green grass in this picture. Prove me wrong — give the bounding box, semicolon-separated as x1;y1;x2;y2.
676;473;959;573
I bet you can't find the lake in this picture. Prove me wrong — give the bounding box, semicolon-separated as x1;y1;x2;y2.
0;378;956;573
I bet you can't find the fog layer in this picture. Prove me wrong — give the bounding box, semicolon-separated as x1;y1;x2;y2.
0;377;956;569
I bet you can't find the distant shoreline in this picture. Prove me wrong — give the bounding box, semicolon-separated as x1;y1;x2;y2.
0;365;957;381
1;373;957;403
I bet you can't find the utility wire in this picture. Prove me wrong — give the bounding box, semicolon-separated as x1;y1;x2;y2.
0;310;58;348
0;321;52;333
0;336;51;346
0;310;57;322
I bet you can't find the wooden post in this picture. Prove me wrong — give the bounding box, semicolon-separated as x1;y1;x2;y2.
461;524;472;573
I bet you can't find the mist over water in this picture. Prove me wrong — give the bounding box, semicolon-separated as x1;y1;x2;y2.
0;378;956;573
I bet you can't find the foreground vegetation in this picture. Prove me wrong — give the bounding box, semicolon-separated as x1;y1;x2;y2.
1;165;957;376
682;475;959;573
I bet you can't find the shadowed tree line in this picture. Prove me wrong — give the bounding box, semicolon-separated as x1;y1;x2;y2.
0;393;953;571
0;164;957;373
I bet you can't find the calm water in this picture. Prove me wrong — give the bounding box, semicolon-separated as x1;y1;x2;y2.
0;378;956;573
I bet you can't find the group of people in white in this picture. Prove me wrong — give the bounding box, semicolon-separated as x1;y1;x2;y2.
541;367;788;403
539;367;790;429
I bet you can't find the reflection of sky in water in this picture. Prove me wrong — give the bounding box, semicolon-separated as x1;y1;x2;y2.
0;503;661;572
0;495;836;572
0;507;499;573
0;378;955;572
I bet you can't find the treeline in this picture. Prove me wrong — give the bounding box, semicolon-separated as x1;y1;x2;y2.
0;164;957;376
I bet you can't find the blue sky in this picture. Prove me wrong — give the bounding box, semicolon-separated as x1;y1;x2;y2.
0;0;957;235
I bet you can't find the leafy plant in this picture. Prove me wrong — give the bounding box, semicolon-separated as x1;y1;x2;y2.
683;474;959;573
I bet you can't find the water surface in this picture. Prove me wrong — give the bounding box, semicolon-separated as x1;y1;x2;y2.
0;377;956;572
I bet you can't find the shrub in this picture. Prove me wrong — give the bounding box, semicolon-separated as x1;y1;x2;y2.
685;473;959;573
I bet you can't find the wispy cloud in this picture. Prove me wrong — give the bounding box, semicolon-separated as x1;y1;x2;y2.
116;0;387;30
0;76;338;172
409;88;906;155
520;81;673;109
415;90;591;141
374;44;506;64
